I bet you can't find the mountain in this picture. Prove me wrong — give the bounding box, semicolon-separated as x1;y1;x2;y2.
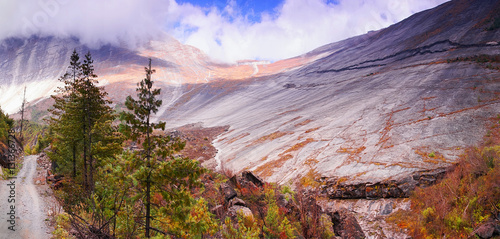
0;33;320;114
1;0;500;189
152;0;500;186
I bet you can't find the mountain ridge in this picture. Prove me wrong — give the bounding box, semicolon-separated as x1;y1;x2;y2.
151;0;500;185
1;0;500;187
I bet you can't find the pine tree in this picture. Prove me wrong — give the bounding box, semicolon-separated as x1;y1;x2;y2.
49;49;84;180
120;59;205;237
49;50;119;195
68;50;82;178
120;58;162;237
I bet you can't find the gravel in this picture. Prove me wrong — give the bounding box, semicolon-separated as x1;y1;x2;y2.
0;155;55;239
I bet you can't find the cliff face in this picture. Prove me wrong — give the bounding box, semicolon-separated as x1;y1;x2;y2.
153;0;500;186
1;0;500;187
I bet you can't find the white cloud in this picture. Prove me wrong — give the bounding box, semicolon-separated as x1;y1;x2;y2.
0;0;169;48
0;0;449;63
168;0;450;63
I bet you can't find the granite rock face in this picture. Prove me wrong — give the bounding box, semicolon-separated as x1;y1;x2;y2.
158;0;500;186
2;0;500;188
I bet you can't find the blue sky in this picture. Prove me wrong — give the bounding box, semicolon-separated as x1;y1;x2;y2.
166;0;450;62
1;0;450;63
176;0;284;22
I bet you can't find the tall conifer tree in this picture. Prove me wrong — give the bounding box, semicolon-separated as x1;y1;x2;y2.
50;50;119;195
49;49;84;180
121;59;204;237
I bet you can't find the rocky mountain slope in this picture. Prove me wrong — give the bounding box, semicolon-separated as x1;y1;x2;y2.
1;0;500;191
154;0;500;187
0;34;319;114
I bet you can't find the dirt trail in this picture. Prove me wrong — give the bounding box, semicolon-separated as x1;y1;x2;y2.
0;155;53;238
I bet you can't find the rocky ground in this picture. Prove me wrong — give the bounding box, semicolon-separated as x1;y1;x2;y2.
170;123;230;170
175;125;416;238
319;198;412;239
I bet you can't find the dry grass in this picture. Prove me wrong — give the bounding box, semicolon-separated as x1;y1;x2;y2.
283;138;316;154
305;127;321;133
281;116;302;127
294;119;313;127
414;149;449;165
226;132;250;144
337;146;366;162
303;158;319;167
254;154;293;178
247;131;293;147
299;169;322;188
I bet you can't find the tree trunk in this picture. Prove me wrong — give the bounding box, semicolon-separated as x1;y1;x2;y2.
82;118;88;192
72;143;76;178
145;171;151;237
86;78;94;195
145;58;152;238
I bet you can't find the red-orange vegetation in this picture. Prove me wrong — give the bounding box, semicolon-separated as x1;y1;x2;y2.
254;154;293;178
283;138;316;154
305;127;320;133
337;146;366;162
226;132;250;144
294;119;312;127
247;131;293;147
388;119;500;238
173;125;229;164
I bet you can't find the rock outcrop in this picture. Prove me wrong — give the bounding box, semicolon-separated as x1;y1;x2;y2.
328;208;366;239
321;168;449;199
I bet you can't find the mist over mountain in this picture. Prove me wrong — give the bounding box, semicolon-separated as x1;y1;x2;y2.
0;0;168;48
0;0;450;63
1;0;500;189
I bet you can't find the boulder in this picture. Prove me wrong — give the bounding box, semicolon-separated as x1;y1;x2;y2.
229;197;247;207
329;208;365;239
242;171;264;187
278;193;294;208
474;219;500;239
380;202;394;216
228;205;253;221
220;182;237;202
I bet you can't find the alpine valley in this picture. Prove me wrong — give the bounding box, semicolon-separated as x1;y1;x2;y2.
1;0;500;237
